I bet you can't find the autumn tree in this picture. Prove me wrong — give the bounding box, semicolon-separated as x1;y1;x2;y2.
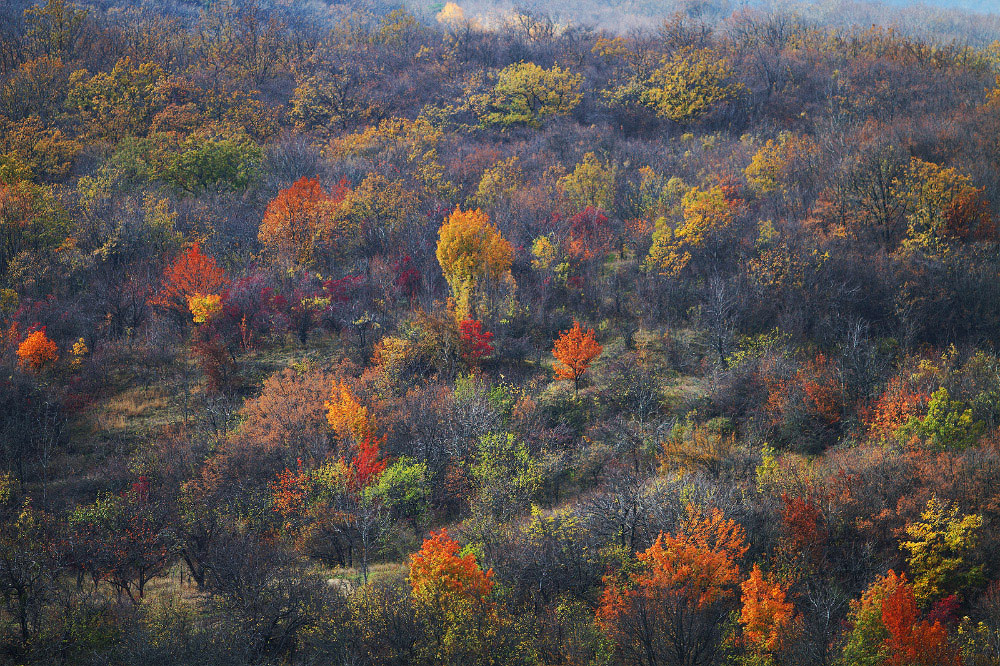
607;47;741;123
552;320;603;393
149;243;228;321
901;495;983;605
459;318;494;366
258;176;351;266
0;181;70;286
436;207;513;321
841;571;960;666
16;328;58;371
408;529;500;664
326;380;377;445
596;507;748;666
646;183;744;276
739;564;798;663
559;153;617;213
470;62;583;128
894;157;994;256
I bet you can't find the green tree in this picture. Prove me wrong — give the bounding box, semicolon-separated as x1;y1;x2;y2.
471;62;583;128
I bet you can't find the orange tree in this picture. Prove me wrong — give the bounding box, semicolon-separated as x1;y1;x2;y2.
149;243;228;322
739;564;798;662
596;507;748;666
552;320;602;393
16;328;58;371
258;176;351;266
408;528;500;664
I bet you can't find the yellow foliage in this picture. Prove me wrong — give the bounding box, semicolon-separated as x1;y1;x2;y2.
646;184;741;275
470;62;583;128
559;152;616;213
325;380;376;443
436;207;513;320
187;293;222;324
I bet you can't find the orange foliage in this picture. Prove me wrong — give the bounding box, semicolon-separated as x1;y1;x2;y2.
149;243;228;316
17;328;58;370
409;528;495;603
258;176;350;265
866;375;931;441
881;573;961;666
739;564;797;654
597;507;747;632
325;380;376;443
552;320;602;391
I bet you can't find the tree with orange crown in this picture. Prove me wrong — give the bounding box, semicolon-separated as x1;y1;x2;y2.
149;243;228;321
17;328;58;371
739;564;798;661
258;176;351;266
409;528;498;663
597;507;747;666
552;320;602;394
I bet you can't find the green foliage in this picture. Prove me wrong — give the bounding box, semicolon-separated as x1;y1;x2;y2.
471;62;583;128
898;386;984;449
367;457;430;522
162;132;263;193
471;432;541;521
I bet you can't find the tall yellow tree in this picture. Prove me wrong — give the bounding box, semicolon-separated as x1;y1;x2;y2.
646;183;743;276
436;207;513;321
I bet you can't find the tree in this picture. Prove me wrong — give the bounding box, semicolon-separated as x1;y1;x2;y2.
16;328;58;371
459;318;494;366
552;320;602;393
471;62;583;128
646;183;744;276
739;564;797;661
325;380;376;445
607;47;741;123
841;571;960;666
901;495;983;605
436;207;513;321
596;507;748;666
149;243;228;320
408;529;500;664
258;176;351;266
894;157;994;256
559;154;617;214
0;181;70;286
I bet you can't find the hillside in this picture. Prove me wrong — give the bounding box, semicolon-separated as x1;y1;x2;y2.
4;0;1000;664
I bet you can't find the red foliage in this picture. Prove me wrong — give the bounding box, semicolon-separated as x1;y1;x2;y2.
149;243;228;317
459;318;494;364
349;435;388;491
881;576;961;666
779;492;827;565
567;206;612;260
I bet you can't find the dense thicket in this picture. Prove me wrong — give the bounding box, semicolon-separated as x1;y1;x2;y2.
4;0;1000;664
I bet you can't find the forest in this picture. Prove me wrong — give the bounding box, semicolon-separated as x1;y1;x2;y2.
5;0;1000;664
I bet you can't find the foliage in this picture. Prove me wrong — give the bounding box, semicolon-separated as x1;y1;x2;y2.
436;207;513;321
471;62;583;128
149;243;228;318
901;495;984;605
646;183;743;275
17;328;58;371
552;320;603;392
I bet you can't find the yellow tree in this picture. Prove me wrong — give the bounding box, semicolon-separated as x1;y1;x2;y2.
607;47;740;123
471;62;583;128
901;495;983;605
893;157;993;256
552;320;602;393
646;183;743;276
436;207;513;321
325;380;377;445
